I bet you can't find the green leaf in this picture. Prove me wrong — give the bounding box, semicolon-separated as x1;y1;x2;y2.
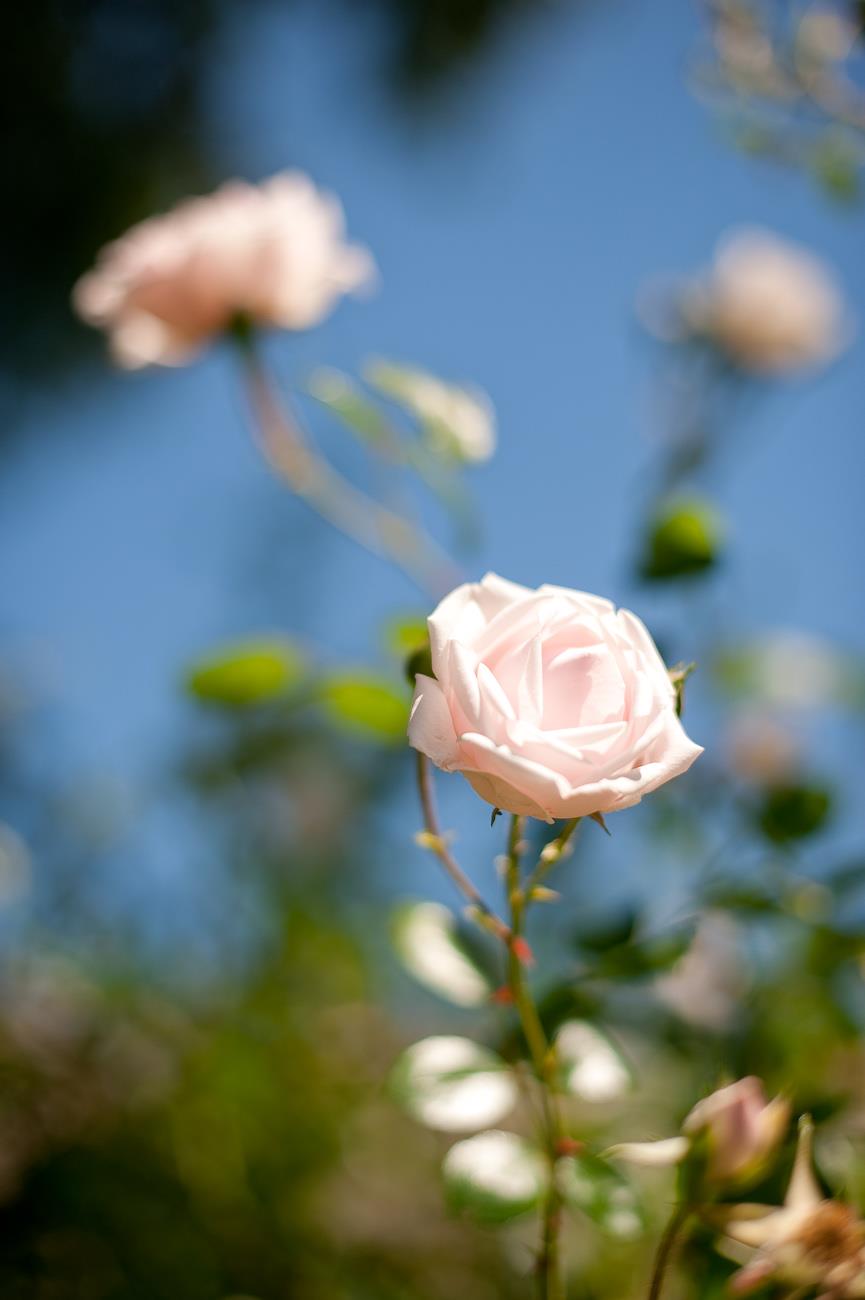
185;639;305;708
641;499;724;582
392;901;494;1008
756;783;833;844
582;915;697;980
558;1154;645;1239
442;1130;547;1223
319;674;409;740
385;615;430;657
390;1036;517;1133
554;1020;633;1102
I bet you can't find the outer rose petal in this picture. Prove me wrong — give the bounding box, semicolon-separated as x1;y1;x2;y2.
428;573;532;679
408;675;461;771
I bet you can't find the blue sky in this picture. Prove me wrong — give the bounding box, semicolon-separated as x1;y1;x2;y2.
2;1;863;930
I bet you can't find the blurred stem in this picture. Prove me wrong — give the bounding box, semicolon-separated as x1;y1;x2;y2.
505;815;565;1300
238;336;458;598
647;1203;690;1300
415;753;512;945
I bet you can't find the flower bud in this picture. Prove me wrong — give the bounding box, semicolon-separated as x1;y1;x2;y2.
683;1077;790;1186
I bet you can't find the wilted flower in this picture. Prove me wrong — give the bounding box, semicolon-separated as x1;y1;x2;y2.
73;172;375;368
611;1077;789;1190
719;1118;865;1297
408;573;702;822
367;360;496;464
681;228;847;374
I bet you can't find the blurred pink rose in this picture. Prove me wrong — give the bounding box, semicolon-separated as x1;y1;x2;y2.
683;228;847;374
73;173;375;368
408;572;702;822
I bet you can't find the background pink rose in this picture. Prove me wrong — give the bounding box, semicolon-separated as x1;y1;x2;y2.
72;172;375;368
409;572;703;821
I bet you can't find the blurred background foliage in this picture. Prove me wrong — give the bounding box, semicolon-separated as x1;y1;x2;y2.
1;1;865;1297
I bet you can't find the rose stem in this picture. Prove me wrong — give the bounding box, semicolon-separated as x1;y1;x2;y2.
415;753;513;945
238;336;458;598
505;814;566;1300
522;818;581;900
647;1203;690;1300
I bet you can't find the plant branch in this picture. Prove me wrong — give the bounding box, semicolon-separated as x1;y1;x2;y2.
239;340;459;598
647;1203;691;1300
415;752;512;945
505;815;565;1300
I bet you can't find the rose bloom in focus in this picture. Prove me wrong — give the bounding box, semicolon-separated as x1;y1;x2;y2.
408;573;702;822
683;228;847;374
73;173;375;368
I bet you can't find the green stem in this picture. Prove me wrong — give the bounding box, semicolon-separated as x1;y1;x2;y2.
647;1203;690;1300
522;818;582;899
505;816;565;1300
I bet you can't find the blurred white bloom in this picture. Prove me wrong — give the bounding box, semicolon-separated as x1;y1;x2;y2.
720;1118;865;1296
611;1077;789;1189
656;911;747;1030
682;229;848;373
754;632;848;710
555;1020;632;1102
367;360;496;463
73;172;375;368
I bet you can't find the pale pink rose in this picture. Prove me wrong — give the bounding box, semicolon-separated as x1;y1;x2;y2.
408;572;703;822
683;228;847;374
72;172;375;368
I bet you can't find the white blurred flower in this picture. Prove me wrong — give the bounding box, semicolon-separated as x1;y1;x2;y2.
367;360;496;463
73;173;375;368
719;1118;865;1296
682;228;848;374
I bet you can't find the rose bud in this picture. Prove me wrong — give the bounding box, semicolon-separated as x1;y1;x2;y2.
408;573;702;823
73;173;375;369
682;1077;790;1186
610;1076;789;1191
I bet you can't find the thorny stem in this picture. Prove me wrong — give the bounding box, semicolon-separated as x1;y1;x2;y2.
522;818;581;900
647;1203;691;1300
239;340;459;598
415;753;513;946
506;815;566;1300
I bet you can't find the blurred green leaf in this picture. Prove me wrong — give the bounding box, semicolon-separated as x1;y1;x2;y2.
641;499;724;582
756;783;833;844
558;1154;646;1239
185;639;305;708
442;1130;547;1223
319;674;410;740
385;615;430;657
812;132;861;204
391;1036;517;1133
308;367;400;454
580;913;696;980
392;901;494;1007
